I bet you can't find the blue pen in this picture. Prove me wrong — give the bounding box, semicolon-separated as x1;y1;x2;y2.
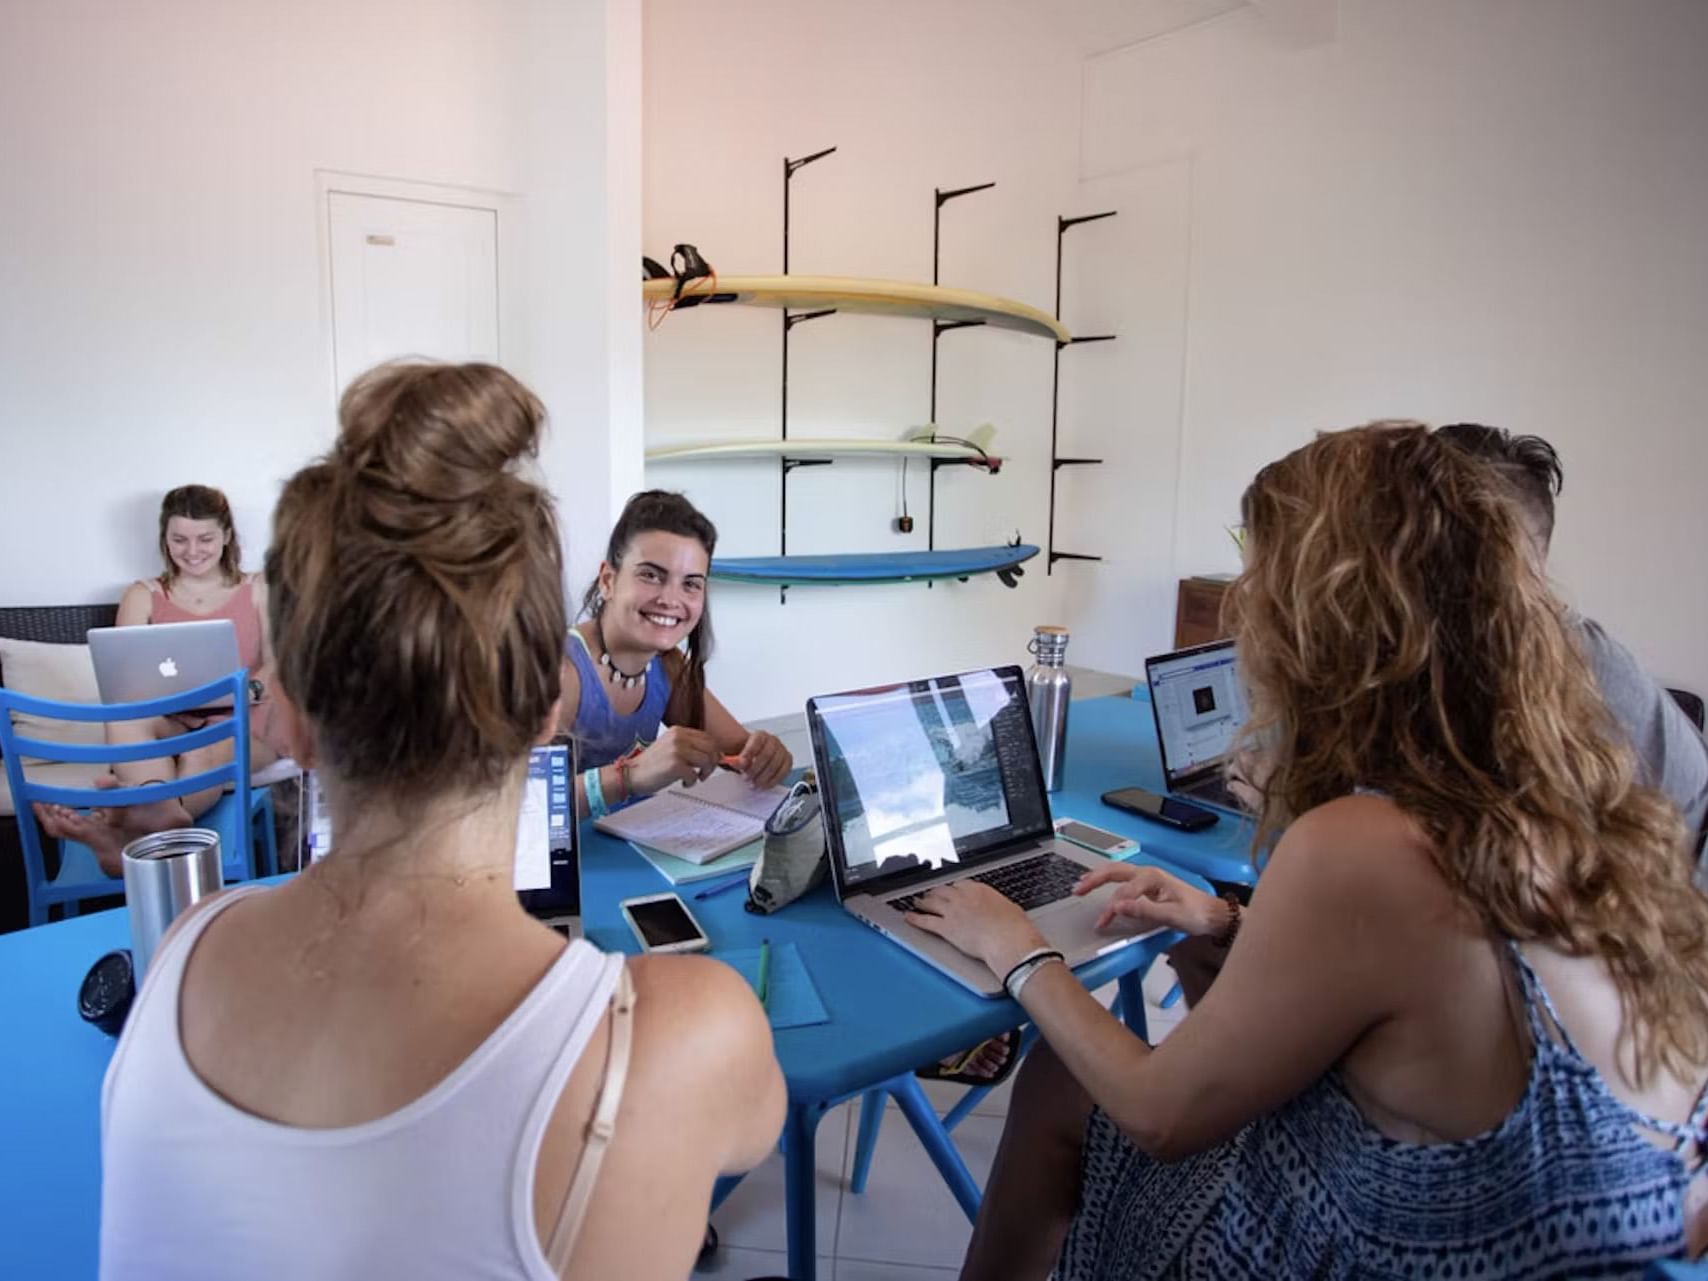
694;872;750;902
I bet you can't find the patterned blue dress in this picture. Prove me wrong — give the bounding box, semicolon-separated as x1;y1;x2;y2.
1058;946;1707;1279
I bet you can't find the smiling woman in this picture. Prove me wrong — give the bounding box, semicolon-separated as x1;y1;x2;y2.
561;490;792;818
33;484;281;873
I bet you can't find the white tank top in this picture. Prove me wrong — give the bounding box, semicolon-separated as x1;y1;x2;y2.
99;887;624;1281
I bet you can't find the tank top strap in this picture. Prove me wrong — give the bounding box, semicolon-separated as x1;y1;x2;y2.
544;962;636;1269
104;886;267;1111
1508;940;1708;1156
1505;940;1584;1058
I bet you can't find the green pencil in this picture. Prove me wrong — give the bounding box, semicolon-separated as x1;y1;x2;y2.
756;939;772;1010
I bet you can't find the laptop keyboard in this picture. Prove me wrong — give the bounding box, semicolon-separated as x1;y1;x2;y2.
889;851;1085;915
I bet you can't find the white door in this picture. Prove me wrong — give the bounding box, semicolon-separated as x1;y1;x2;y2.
327;190;500;393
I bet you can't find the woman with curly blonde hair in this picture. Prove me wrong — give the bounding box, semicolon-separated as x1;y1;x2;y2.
909;422;1708;1278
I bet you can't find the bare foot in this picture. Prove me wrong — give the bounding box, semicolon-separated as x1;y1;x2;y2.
920;1030;1019;1084
33;803;133;877
91;774;194;836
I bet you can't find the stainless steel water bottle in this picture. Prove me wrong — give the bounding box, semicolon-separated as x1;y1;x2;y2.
121;828;224;981
1026;625;1072;792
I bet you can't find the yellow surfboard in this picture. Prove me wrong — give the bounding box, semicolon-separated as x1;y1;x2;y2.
643;274;1070;344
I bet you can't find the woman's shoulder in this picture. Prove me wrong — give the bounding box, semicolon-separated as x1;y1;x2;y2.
1267;793;1447;910
117;580;157;623
624;952;775;1075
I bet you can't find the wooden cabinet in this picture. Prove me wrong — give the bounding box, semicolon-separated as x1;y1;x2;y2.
1174;576;1232;649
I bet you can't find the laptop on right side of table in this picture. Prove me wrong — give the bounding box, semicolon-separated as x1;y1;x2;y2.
1143;640;1250;814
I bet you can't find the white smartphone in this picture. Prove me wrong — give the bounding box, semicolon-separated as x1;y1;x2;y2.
1054;816;1141;858
619;892;711;954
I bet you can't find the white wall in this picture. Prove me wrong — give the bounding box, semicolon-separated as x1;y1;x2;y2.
0;0;637;603
1070;0;1708;693
642;0;1089;720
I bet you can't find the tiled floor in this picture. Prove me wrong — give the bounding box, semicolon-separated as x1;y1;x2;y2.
696;959;1184;1281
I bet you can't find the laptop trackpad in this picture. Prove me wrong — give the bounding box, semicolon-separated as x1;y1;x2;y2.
1029;880;1158;952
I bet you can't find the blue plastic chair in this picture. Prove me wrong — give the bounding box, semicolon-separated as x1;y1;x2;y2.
0;670;275;926
845;976;1153;1216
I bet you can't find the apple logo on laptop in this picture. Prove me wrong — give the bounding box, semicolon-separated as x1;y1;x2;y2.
158;658;178;679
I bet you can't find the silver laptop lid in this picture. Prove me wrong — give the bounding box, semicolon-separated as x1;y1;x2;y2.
87;620;241;704
1144;641;1248;788
806;665;1054;902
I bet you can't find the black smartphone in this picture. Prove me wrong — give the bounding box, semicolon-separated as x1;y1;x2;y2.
1100;786;1219;832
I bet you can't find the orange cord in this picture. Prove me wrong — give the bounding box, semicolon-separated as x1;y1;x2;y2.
647;264;719;331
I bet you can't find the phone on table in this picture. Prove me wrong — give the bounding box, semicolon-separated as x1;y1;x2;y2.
1053;817;1141;858
619;893;711;954
1100;786;1219;832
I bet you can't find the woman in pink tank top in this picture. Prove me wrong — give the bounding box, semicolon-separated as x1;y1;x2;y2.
34;485;281;874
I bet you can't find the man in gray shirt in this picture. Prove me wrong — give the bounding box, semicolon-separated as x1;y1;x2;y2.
1436;425;1708;873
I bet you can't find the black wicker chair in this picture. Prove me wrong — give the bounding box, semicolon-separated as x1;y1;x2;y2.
0;605;119;932
1667;687;1705;733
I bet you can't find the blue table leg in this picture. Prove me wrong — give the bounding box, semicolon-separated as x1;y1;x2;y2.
849;1088;885;1194
1117;969;1149;1039
785;1101;826;1281
939;1082;986;1135
889;1074;981;1222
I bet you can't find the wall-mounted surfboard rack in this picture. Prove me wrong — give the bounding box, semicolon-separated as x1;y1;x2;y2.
1048;210;1119;572
644;147;1063;601
656;145;1057;603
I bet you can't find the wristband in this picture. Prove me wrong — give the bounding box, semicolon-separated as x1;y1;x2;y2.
1001;947;1066;1000
614;748;642;802
584;767;608;820
1212;893;1242;948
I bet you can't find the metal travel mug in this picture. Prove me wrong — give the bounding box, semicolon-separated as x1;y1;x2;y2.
122;829;224;981
1026;625;1073;792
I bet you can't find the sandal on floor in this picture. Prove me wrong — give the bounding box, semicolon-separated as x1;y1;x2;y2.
915;1028;1022;1088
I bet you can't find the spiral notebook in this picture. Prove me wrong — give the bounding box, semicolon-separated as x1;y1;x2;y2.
594;772;788;864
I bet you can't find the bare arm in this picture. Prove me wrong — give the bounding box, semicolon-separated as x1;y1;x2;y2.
249;574;277;696
115;581;153;627
1023;797;1421;1157
698;681;792;789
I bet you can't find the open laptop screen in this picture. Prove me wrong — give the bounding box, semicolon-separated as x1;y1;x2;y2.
1146;642;1248;783
809;666;1051;895
516;740;580;920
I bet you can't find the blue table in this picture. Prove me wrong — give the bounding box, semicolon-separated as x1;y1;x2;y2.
0;693;1242;1280
1053;687;1258;887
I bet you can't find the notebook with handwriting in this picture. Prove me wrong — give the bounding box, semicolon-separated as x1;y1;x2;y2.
594;772;788;864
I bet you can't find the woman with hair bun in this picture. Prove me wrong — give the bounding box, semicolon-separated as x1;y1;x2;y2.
34;484;280;874
99;362;785;1281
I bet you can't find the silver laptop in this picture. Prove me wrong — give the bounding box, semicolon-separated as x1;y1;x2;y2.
1144;641;1249;813
87;620;241;705
806;665;1160;998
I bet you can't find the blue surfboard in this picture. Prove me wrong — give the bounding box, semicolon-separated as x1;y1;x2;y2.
709;544;1039;588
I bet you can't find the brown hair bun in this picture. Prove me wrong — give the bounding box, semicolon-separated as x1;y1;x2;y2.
266;361;566;798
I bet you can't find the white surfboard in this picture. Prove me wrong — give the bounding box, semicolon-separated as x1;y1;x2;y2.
643;274;1070;344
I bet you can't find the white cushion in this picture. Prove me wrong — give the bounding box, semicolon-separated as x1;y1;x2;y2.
0;638;104;765
0;759;109;818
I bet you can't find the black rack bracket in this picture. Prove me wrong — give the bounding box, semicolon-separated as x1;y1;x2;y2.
1048;210;1119;574
777;146;839;604
923;180;998;574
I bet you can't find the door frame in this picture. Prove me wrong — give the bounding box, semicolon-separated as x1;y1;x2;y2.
313;169;525;405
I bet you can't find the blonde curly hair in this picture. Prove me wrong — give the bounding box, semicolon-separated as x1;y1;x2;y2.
1227;420;1708;1084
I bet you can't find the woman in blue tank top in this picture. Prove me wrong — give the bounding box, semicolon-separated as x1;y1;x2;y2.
902;423;1708;1277
562;491;792;817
